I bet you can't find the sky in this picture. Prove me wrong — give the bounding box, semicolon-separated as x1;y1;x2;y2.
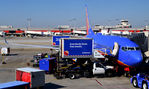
0;0;149;28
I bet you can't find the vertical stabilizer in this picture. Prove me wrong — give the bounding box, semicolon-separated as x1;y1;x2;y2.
86;7;89;35
85;6;94;35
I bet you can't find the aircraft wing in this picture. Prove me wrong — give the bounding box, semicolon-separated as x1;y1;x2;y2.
12;43;59;49
8;43;59;50
2;37;59;51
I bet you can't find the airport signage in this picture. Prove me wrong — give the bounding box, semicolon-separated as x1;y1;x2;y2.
61;38;93;58
52;36;69;46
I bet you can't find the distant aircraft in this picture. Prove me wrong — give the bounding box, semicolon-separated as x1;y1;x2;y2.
85;7;143;74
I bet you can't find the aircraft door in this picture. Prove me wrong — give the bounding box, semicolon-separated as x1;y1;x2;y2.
112;42;119;56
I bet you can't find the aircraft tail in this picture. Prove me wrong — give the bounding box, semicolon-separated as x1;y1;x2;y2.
86;6;94;35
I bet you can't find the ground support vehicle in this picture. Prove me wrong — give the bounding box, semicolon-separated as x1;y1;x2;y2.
54;65;81;79
31;53;49;67
53;58;115;79
92;62;115;77
131;73;149;89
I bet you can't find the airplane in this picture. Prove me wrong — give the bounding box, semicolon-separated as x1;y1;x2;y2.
85;7;143;74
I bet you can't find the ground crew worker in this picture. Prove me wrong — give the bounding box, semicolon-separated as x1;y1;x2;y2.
44;53;49;58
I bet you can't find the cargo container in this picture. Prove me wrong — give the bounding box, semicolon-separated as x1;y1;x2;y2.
39;57;56;73
0;81;30;89
16;67;45;88
60;38;93;58
52;36;69;46
1;47;10;56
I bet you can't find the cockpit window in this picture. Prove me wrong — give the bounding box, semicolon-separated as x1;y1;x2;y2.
122;47;140;51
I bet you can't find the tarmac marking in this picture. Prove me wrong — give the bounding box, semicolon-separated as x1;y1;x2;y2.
95;79;103;86
90;78;103;87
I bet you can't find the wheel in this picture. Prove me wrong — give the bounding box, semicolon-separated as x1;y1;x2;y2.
106;70;113;77
142;82;148;89
124;72;130;77
69;73;75;79
132;78;138;87
54;72;62;79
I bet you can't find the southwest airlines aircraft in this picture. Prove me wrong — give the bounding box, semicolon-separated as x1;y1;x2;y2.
85;7;143;72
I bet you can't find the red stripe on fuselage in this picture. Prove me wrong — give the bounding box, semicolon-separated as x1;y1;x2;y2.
116;60;129;67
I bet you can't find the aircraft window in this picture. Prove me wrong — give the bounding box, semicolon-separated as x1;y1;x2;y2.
122;47;140;51
128;47;135;50
122;47;127;51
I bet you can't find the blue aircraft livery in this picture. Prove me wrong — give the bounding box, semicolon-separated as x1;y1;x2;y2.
85;7;143;68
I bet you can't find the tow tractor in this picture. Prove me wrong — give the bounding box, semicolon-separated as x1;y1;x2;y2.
31;53;49;67
131;73;149;89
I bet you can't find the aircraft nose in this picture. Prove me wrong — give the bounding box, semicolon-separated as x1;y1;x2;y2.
130;51;143;66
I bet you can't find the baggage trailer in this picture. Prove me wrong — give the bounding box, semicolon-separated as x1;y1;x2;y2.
39;57;56;73
16;67;45;88
0;81;30;89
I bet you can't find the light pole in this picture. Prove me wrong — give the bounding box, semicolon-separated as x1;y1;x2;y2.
26;18;31;37
27;18;31;29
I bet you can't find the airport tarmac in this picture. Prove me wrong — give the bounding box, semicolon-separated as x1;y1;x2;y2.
0;37;136;89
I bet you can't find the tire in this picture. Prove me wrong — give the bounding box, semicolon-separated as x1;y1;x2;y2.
142;82;148;89
54;72;61;79
132;78;138;87
69;73;75;79
106;70;113;77
124;72;130;77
